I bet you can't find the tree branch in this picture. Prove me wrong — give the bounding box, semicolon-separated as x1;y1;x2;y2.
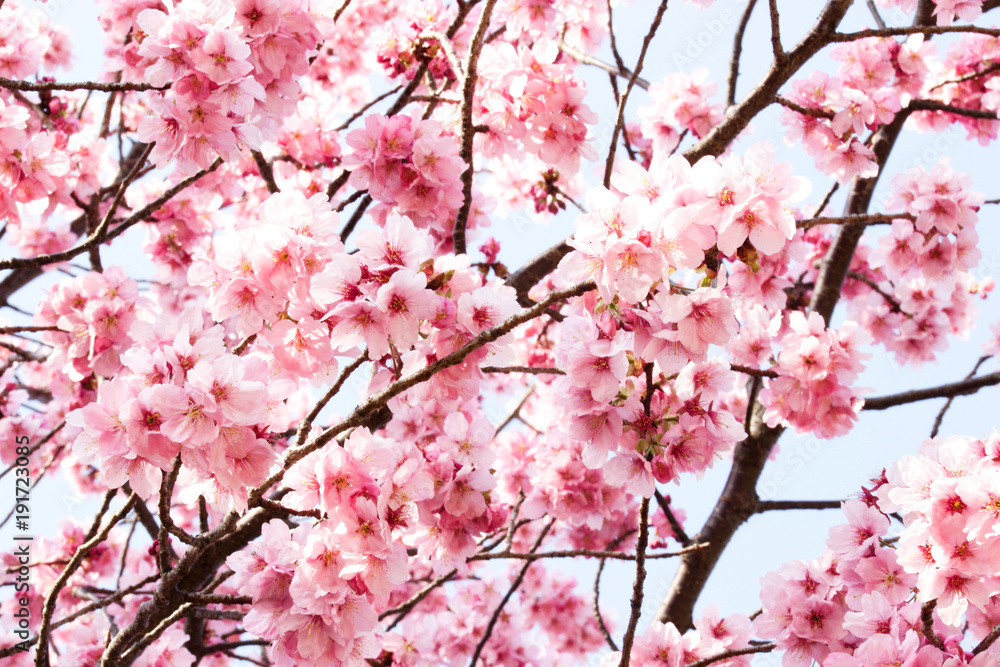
862;371;1000;411
603;0;669;189
654;490;692;547
452;0;500;255
557;41;650;91
617;497;651;667
727;0;759;107
0;77;166;92
683;644;776;667
755;500;843;512
467;519;553;666
930;356;991;438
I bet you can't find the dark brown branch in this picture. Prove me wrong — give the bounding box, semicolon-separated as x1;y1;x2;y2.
755;500;843;512
295;352;367;446
909;99;1000;120
654;490;692;547
847;271;903;314
686;0;854;162
683;643;777;667
467;519;553;666
798;212;909;229
767;0;785;62
256;280;595;497
251;150;279;194
929;62;1000;91
863;371;1000;411
339;194;373;242
0;77;166;92
593;557;619;651
931;356;991;438
0;154;221;272
617;497;651;667
335;85;403;132
257;498;321;519
729;364;779;379
481;365;564;375
0;573;161;659
727;0;759;107
467;543;706;562
505;241;574;307
381;570;457;626
35;490;134;667
832;25;1000;41
452;0;500;255
774;95;834;119
0;325;61;334
973;624;1000;655
603;0;668;189
921;600;945;649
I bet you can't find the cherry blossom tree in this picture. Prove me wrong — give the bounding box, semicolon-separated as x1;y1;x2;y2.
3;0;1000;665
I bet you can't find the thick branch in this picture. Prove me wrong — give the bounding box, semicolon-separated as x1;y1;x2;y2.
684;0;854;163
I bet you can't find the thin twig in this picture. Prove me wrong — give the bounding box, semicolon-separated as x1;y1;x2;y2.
617;497;652;667
730;364;779;379
467;519;554;666
683;643;777;667
0;155;221;272
468;543;707;562
603;0;669;189
767;0;785;62
35;491;135;667
863;371;1000;410
294;352;366;447
481;365;564;374
654;490;692;547
593;557;619;651
452;0;500;255
775;95;834;119
866;0;888;28
727;0;759;106
930;355;990;438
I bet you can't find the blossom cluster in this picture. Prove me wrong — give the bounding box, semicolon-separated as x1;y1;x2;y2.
754;432;1000;667
343;114;466;247
118;0;329;172
850;161;983;367
476;39;597;174
760;311;870;439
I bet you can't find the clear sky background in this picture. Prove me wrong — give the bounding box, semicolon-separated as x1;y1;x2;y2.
5;1;1000;663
